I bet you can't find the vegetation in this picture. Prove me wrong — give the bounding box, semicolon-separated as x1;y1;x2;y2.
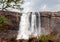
38;35;54;42
0;15;8;32
0;0;24;31
28;34;60;42
0;0;24;11
0;34;59;42
0;15;7;26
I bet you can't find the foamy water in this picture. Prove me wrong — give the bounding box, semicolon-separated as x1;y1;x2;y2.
16;12;41;40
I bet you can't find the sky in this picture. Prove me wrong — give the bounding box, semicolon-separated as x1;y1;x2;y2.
22;0;60;12
0;0;60;12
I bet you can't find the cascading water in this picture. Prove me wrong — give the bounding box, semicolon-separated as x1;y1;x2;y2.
16;12;41;40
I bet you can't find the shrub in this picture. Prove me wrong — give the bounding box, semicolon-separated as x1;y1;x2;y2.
0;15;8;32
38;34;55;42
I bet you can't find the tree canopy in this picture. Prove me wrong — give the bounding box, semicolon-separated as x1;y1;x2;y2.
0;0;24;11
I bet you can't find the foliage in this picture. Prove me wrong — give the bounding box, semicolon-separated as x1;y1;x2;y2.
0;15;8;31
38;35;55;42
0;0;24;11
27;34;60;42
0;34;59;42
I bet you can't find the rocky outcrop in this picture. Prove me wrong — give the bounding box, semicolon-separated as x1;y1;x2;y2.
0;10;22;30
0;10;60;36
40;11;60;35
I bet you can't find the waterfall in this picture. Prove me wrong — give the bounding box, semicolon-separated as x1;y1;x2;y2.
16;12;41;40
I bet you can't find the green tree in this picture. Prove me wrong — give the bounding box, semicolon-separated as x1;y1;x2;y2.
0;0;24;11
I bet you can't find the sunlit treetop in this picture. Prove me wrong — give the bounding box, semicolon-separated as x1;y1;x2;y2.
0;0;24;11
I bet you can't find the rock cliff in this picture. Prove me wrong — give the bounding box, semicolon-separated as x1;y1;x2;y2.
0;11;60;35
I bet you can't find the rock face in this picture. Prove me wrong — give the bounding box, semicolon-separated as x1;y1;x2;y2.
0;11;60;35
0;10;22;30
41;11;60;35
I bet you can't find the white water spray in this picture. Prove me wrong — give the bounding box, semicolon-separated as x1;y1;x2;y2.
17;13;30;39
16;12;41;40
